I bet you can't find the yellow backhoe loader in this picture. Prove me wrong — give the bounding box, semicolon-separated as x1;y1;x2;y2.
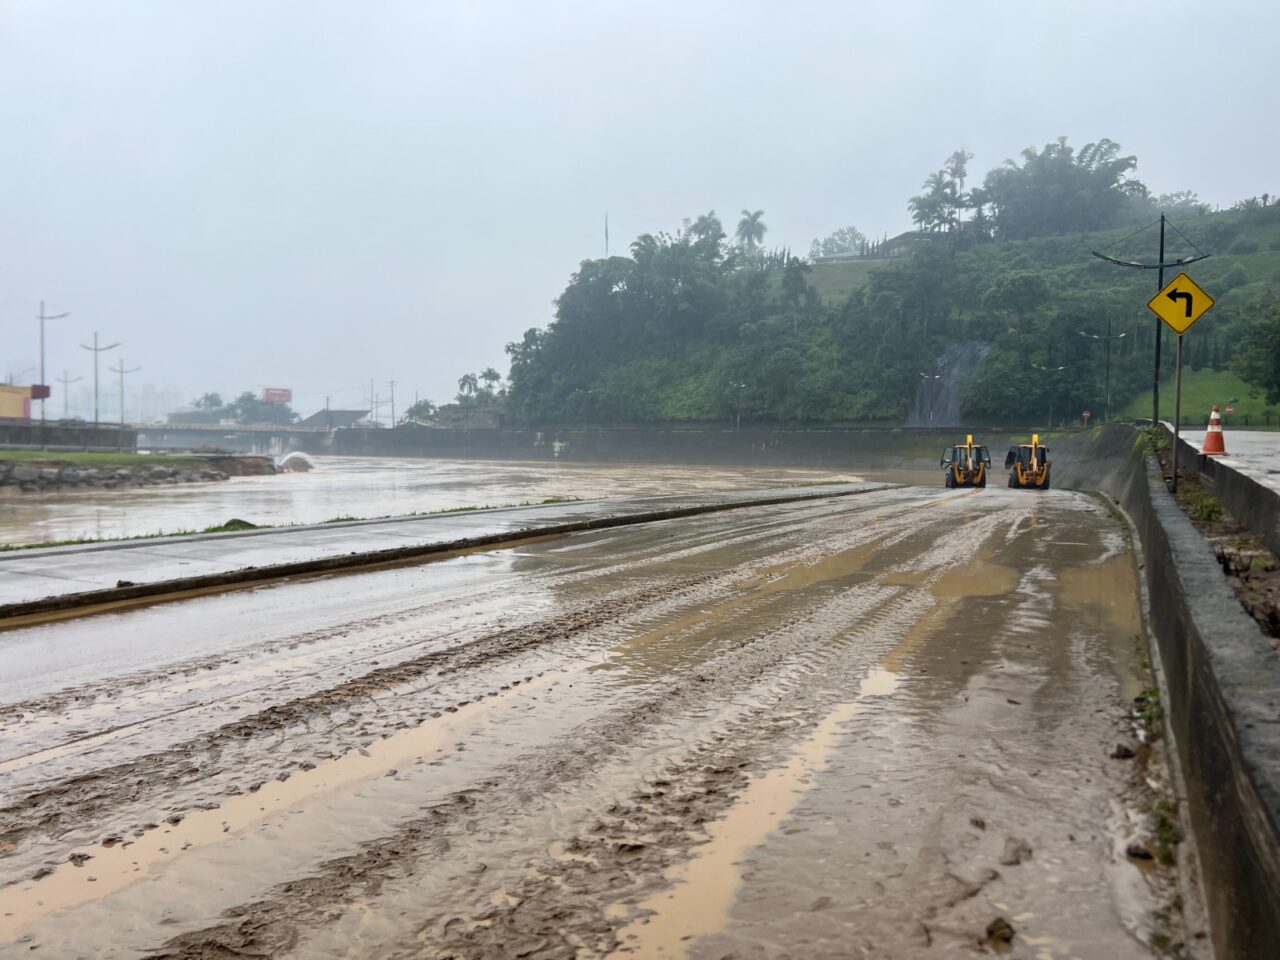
1005;434;1051;490
940;434;991;488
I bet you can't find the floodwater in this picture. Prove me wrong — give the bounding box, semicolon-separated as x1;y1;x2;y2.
0;456;863;546
0;483;1196;957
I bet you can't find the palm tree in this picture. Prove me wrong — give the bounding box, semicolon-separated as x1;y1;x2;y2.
480;367;501;399
405;398;436;421
688;211;724;243
457;372;478;429
736;209;767;255
908;194;931;232
945;149;974;229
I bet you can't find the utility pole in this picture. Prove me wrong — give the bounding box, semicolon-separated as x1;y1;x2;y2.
55;370;83;419
1078;319;1126;424
1153;214;1165;425
37;301;70;441
324;395;332;430
80;333;120;429
388;380;396;426
1091;214;1209;427
108;359;141;428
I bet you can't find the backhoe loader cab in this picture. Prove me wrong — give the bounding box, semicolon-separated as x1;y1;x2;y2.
1006;434;1052;490
940;434;991;488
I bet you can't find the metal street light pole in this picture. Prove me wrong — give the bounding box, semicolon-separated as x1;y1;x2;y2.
55;371;83;419
1031;364;1067;430
37;301;70;445
730;382;746;431
1091;215;1210;426
80;333;120;429
919;372;942;424
108;359;141;428
1078;319;1127;423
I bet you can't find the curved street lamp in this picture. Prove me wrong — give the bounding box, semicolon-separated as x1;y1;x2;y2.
1030;364;1068;430
919;372;942;423
1077;320;1127;424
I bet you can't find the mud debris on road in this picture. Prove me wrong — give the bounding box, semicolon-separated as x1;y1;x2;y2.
0;484;1199;958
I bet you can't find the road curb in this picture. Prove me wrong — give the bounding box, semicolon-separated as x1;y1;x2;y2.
0;483;898;623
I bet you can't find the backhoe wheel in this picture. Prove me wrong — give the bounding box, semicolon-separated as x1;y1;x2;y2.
1040;473;1051;491
1008;474;1019;489
944;472;953;488
976;475;986;489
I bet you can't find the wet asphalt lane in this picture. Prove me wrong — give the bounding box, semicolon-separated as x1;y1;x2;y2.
0;484;1180;958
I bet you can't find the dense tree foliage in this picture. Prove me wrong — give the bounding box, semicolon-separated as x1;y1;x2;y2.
188;391;298;425
1231;294;1280;403
494;140;1278;427
809;225;868;259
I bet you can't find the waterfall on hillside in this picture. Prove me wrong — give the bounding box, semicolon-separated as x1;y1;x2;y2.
907;342;992;427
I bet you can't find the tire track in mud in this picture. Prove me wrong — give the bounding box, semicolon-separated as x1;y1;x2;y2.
0;486;999;955
0;490;918;749
0;490;942;786
142;503;1017;958
142;575;941;959
0;572;718;869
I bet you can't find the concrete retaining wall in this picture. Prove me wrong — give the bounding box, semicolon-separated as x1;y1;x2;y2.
0;420;136;451
323;423;1027;470
1060;425;1280;958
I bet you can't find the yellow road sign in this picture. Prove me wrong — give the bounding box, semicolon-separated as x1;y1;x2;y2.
1148;272;1214;334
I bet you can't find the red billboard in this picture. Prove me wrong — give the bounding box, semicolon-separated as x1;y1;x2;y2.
261;387;293;404
30;384;51;400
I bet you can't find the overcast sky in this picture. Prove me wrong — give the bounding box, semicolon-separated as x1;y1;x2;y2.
2;0;1276;417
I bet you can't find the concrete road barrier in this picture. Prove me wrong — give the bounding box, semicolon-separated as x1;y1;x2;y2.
1060;425;1280;958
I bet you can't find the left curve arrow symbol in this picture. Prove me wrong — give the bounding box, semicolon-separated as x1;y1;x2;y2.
1167;289;1193;317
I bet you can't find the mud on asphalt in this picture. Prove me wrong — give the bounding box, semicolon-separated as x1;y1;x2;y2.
0;487;1199;958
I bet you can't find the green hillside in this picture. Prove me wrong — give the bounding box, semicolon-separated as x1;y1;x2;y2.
500;141;1280;427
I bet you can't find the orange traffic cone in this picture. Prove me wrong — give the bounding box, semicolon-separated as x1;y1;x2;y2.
1202;405;1227;456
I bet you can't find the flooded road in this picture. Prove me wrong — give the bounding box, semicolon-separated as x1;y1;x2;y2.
0;457;862;546
0;484;1186;957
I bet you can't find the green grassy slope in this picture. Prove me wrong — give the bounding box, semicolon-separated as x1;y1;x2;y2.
1117;369;1280;427
809;258;896;303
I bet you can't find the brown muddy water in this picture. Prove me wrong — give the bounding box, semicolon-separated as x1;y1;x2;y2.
0;456;866;546
0;484;1198;958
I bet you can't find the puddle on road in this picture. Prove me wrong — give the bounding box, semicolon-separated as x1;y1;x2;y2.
0;669;569;942
1053;553;1146;700
614;667;900;959
932;560;1019;598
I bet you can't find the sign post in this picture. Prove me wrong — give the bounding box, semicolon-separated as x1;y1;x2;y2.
1147;272;1215;493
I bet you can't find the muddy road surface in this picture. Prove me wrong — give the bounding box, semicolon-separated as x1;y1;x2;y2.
0;485;1189;958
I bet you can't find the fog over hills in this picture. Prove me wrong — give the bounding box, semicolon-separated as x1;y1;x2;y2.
2;0;1276;416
